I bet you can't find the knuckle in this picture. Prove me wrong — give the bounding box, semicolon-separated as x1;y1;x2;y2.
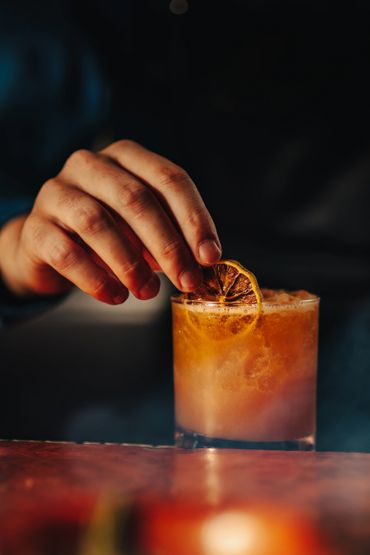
91;278;110;297
48;239;77;271
185;207;206;230
67;148;95;168
40;178;56;195
37;178;61;202
158;166;189;190
119;259;143;280
118;185;152;217
160;238;183;260
113;139;137;150
74;202;109;236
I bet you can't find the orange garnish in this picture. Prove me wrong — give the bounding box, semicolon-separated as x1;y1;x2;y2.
188;259;262;306
184;260;262;340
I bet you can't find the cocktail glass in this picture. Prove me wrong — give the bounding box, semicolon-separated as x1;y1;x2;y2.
172;291;319;450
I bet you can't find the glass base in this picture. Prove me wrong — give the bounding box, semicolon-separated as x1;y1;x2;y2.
175;428;315;451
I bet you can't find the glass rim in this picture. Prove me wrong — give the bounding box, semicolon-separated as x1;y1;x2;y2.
171;293;320;308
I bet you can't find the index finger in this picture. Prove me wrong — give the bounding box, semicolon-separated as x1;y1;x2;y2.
102;140;222;266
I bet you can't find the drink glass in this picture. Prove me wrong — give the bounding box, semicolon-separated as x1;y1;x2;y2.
172;292;319;450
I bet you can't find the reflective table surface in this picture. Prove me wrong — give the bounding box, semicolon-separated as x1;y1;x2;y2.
0;440;369;554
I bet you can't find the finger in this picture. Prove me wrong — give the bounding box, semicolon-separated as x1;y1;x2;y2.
60;150;202;291
103;140;222;266
37;180;160;300
23;214;129;305
114;218;162;272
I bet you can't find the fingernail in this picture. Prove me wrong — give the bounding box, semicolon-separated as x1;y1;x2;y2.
139;275;160;299
198;239;221;265
110;281;127;304
113;294;127;304
179;270;199;291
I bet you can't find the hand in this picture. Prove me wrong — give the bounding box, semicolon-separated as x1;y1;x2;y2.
0;140;221;304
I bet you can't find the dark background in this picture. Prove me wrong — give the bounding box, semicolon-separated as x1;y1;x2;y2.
0;0;369;450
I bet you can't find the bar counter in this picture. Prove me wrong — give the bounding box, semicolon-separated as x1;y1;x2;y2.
0;440;369;554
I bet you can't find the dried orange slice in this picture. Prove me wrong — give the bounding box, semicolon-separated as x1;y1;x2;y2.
184;260;262;340
188;259;262;306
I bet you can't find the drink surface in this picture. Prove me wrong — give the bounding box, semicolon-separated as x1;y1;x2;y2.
172;289;319;442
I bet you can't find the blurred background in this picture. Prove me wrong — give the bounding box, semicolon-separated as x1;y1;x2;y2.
0;0;369;450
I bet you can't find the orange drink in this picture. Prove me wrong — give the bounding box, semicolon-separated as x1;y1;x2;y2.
172;275;319;450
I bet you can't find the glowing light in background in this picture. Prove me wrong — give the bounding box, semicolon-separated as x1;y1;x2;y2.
201;511;263;555
137;501;335;555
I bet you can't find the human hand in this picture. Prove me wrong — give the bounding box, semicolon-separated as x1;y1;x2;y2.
0;141;221;304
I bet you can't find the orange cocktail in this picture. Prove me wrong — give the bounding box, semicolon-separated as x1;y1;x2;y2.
172;289;319;450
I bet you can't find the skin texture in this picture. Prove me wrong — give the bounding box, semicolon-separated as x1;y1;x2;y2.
0;140;221;304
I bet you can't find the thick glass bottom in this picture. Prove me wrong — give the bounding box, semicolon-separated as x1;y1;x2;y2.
175;427;315;451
